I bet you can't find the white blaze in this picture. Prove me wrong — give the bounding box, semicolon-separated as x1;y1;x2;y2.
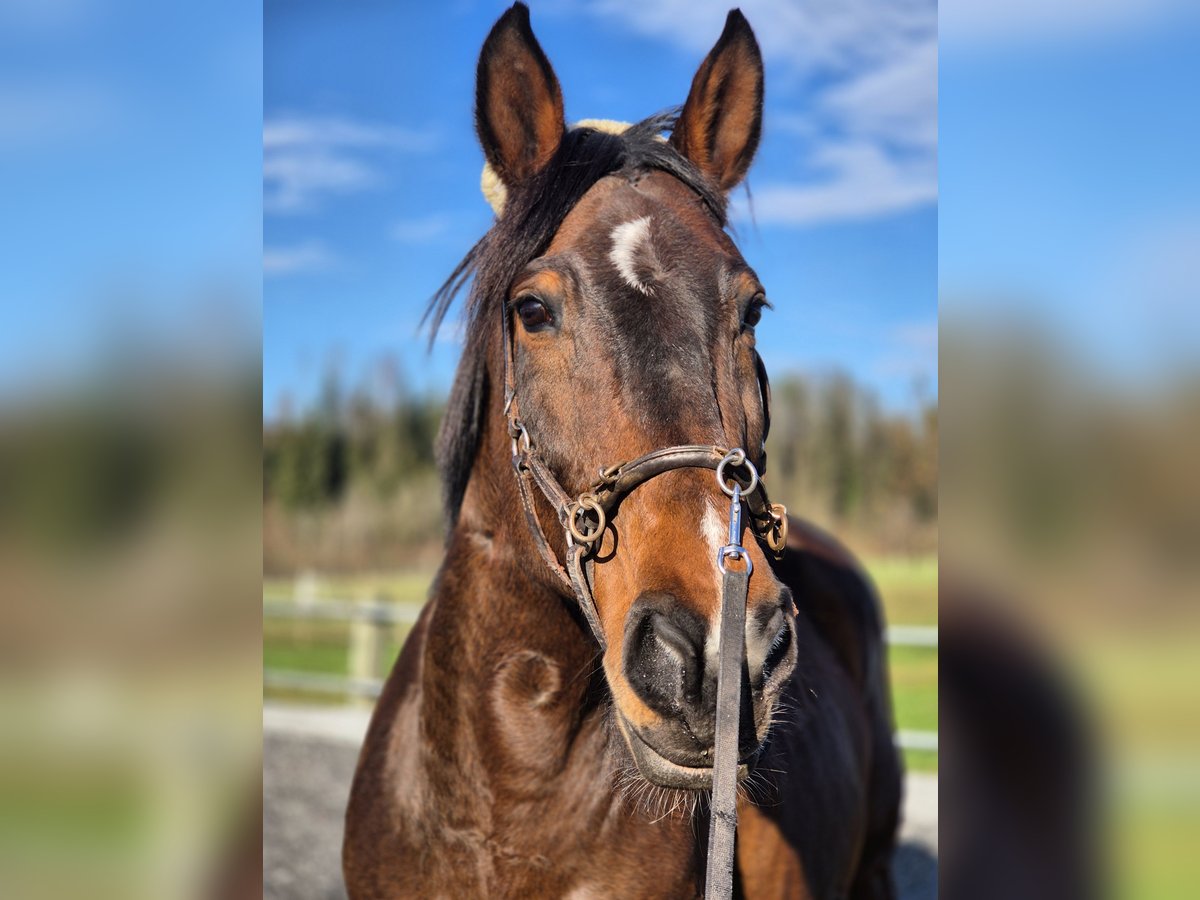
701;500;728;669
608;216;654;295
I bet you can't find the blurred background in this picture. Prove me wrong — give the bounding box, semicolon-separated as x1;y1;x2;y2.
0;1;261;899
2;0;1198;898
941;1;1200;898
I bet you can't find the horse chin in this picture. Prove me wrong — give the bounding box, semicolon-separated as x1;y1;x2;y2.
615;712;757;791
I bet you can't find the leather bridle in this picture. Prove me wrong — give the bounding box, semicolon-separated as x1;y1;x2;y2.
495;220;788;900
499;295;788;651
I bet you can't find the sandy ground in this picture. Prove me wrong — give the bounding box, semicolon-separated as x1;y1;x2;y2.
264;705;937;899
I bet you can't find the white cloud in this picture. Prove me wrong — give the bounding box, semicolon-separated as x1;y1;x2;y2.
390;213;452;243
263;114;438;215
263;241;335;276
435;317;467;347
893;320;939;353
263;151;378;214
263;116;437;153
585;0;1194;68
821;36;937;152
565;0;938;227
586;0;934;74
745;141;936;226
1101;217;1200;333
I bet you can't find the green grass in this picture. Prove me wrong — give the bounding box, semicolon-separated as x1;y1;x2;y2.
264;555;939;770
263;620;409;675
263;570;433;604
265;640;358;675
888;645;938;733
889;643;939;773
864;555;938;626
902;749;938;773
864;556;938;771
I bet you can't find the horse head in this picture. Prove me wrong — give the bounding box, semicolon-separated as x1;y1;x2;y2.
436;3;798;791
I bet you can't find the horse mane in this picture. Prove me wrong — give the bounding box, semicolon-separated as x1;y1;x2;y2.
426;111;727;528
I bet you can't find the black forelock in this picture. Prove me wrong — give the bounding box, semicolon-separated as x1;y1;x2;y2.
426;111;727;528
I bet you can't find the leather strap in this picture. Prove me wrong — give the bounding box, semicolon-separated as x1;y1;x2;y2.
511;455;573;595
705;564;750;900
591;444;782;539
566;544;606;651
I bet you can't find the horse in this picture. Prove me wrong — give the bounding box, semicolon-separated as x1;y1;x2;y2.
344;5;902;898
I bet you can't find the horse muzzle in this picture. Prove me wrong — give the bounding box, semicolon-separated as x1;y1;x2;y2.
612;588;798;789
616;711;761;790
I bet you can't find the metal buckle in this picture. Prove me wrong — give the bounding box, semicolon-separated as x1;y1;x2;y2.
716;483;753;575
509;419;531;460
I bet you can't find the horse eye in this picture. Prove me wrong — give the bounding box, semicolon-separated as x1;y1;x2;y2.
743;294;767;329
516;297;553;331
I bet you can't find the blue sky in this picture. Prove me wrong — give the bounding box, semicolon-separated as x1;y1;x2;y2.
7;1;1191;418
0;0;260;404
264;0;938;420
941;2;1200;381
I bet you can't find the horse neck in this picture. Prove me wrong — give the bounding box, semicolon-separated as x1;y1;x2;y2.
407;354;704;876
442;376;590;650
419;393;607;791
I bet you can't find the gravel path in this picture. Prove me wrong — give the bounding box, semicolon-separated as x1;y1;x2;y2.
264;731;359;900
264;706;937;899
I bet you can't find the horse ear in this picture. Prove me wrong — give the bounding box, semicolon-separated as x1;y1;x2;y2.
670;10;764;192
475;3;566;188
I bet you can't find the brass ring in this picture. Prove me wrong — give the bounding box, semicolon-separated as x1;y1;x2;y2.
765;503;788;554
567;495;606;544
716;448;759;497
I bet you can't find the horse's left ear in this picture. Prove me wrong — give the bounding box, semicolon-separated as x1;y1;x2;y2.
670;10;764;192
475;3;566;189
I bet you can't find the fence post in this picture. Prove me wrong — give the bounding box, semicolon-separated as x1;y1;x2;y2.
348;596;388;706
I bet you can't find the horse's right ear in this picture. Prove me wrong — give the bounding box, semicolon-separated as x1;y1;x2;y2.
476;3;565;189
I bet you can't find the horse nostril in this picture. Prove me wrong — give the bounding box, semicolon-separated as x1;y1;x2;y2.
651;617;698;681
747;593;797;689
623;596;706;714
761;622;793;685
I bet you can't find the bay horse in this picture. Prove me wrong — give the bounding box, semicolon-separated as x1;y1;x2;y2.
344;5;901;897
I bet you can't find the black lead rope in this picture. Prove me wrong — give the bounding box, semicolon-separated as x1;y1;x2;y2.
706;479;753;900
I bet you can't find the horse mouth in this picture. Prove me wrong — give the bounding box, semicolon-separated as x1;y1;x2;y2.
615;713;758;791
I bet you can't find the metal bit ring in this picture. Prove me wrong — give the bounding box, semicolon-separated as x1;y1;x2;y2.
716;448;759;498
567;495;606;544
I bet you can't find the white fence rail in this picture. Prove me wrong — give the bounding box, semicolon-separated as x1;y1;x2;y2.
264;599;421;625
886;625;938;648
265;599;938;751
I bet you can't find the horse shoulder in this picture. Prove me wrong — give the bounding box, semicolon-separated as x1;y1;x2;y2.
343;600;452;897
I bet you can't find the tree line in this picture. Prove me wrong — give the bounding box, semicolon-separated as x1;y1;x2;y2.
263;365;936;570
